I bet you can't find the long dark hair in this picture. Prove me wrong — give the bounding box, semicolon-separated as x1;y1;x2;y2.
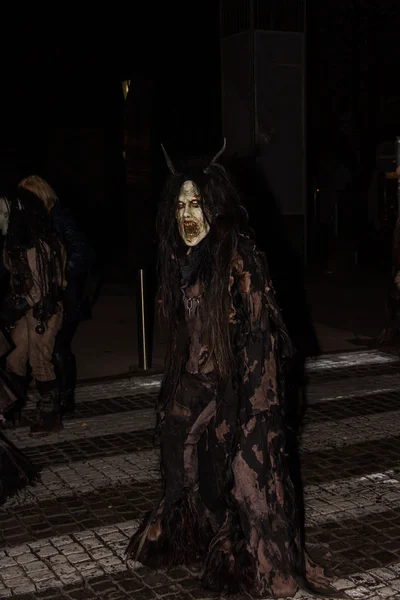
5;188;64;323
157;161;248;380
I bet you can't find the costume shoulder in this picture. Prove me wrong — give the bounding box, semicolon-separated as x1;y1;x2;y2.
232;234;292;359
231;235;271;293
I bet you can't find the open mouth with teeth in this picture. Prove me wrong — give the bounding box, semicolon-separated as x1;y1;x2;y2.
183;220;201;239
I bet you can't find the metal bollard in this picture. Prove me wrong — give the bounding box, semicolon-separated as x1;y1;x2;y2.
137;269;150;370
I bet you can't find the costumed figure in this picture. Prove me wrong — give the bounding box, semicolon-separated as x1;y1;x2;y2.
126;141;337;597
0;325;39;502
0;199;40;499
16;176;95;416
1;188;66;436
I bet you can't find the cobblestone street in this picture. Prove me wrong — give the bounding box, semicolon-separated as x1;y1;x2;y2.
2;350;400;599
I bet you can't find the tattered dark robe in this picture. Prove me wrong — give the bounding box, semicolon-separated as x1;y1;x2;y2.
0;329;39;503
127;237;333;597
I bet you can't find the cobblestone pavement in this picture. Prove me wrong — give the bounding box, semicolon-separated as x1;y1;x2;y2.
2;350;400;598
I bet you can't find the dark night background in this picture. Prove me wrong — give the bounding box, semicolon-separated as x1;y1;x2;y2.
1;2;400;279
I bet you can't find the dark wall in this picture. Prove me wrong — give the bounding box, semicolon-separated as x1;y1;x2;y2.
157;1;222;157
0;25;125;262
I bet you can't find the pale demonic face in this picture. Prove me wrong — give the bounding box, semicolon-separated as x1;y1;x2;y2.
0;197;10;235
176;181;210;247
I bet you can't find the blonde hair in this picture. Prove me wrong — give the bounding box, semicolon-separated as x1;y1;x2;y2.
18;175;58;211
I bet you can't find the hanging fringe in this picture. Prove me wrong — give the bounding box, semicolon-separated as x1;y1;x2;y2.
126;490;213;568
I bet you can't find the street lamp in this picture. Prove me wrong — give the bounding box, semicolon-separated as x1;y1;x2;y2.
121;80;131;160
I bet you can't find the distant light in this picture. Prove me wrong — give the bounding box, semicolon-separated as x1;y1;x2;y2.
122;80;131;101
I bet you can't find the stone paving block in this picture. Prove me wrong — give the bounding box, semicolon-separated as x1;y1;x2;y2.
90;548;114;560
96;526;119;536
67;589;98;600
74;560;101;573
47;536;74;548
390;579;400;592
376;587;399;597
153;584;181;597
108;541;127;558
35;579;63;591
101;532;127;543
371;567;398;581
23;560;47;573
0;566;25;582
12;583;37;595
62;543;85;556
51;564;77;577
77;537;103;551
116;575;144;593
0;557;17;569
29;569;55;583
76;567;105;580
59;572;83;585
73;531;98;541
67;553;91;565
97;555;123;568
48;554;68;565
7;544;31;557
36;545;60;559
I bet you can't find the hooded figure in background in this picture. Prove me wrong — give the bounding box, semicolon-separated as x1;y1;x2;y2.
1;188;66;436
13;176;95;416
126;141;336;598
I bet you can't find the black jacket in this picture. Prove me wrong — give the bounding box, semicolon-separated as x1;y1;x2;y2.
50;203;95;321
51;203;95;280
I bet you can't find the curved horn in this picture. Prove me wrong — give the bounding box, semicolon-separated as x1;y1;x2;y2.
161;143;176;174
210;137;227;164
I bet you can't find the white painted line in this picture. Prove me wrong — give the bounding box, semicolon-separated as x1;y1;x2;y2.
300;408;400;452
4;449;160;506
307;371;400;403
5;408;156;448
5;446;400;531
306;349;399;372
60;350;400;402
305;469;400;524
7;385;400;452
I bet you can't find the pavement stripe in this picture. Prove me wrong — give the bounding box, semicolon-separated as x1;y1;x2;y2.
18;382;400;430
39;350;397;403
1;515;400;598
26;375;163;405
6;400;400;454
9;429;156;468
305;349;399;372
307;372;400;404
3;449;160;505
14;379;400;431
300;408;400;452
305;470;400;524
4;409;156;448
4;445;400;530
20;375;400;424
